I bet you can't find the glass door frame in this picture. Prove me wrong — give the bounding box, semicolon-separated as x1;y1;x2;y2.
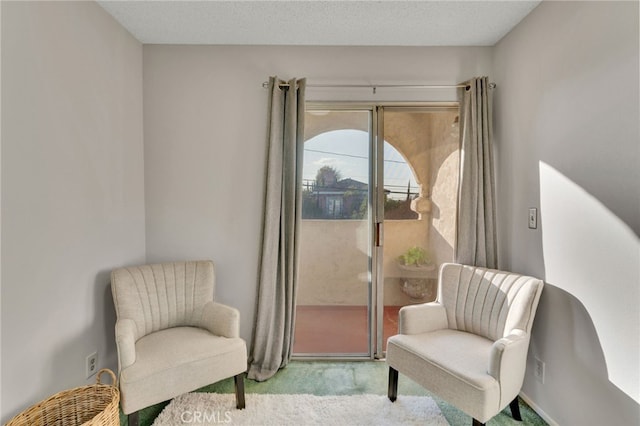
296;102;459;360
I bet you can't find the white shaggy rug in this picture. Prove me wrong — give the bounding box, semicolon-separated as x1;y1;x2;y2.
152;393;450;425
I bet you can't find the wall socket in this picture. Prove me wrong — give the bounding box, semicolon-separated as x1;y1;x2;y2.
86;351;98;379
534;357;545;384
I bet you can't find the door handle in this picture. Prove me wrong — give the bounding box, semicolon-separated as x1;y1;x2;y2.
375;222;383;247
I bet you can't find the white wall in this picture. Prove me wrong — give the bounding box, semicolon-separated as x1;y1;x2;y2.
1;1;145;421
143;45;492;344
493;1;639;424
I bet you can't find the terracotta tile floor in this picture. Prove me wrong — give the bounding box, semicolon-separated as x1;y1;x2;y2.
293;305;402;354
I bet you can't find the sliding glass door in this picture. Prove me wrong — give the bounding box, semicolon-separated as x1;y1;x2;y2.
293;104;459;358
294;109;373;356
377;107;460;355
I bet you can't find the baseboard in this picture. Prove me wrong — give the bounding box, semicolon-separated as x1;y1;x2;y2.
519;391;559;426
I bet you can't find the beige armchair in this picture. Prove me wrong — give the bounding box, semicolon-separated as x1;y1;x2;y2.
111;260;247;425
387;263;543;425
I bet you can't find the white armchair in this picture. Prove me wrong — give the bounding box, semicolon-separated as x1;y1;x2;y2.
387;263;543;425
111;260;247;425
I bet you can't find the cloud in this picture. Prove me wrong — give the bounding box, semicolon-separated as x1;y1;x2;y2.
315;157;340;167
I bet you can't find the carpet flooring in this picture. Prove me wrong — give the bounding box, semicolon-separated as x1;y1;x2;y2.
120;361;548;426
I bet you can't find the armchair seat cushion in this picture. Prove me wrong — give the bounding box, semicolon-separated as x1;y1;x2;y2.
120;326;247;414
388;329;500;419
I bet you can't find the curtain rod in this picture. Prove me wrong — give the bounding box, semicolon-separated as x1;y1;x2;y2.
262;81;496;93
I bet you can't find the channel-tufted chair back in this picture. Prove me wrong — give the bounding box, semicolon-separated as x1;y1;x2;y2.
437;263;542;341
111;260;214;340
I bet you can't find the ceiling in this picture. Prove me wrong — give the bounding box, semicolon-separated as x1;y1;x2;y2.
97;1;541;46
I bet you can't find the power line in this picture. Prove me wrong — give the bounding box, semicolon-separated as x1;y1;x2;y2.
304;148;407;164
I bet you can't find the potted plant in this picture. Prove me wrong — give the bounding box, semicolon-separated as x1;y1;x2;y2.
397;246;435;300
397;246;434;271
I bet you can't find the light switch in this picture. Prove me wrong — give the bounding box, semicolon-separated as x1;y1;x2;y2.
528;208;537;229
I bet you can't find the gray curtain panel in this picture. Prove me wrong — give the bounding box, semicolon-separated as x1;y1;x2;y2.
455;77;498;269
248;77;306;381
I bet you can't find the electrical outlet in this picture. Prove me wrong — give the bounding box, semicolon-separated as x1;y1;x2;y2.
534;357;545;384
86;352;98;379
528;208;537;229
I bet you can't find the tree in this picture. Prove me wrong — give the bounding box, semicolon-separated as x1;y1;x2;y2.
315;166;341;188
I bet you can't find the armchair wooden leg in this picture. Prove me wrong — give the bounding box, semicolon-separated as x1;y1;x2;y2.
234;373;246;409
388;367;398;402
510;397;523;421
128;411;139;426
472;419;485;426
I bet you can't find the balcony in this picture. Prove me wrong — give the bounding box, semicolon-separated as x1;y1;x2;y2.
293;219;449;355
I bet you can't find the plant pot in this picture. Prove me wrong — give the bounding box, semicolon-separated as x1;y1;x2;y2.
400;278;427;299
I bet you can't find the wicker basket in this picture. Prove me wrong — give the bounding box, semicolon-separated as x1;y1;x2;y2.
6;369;120;426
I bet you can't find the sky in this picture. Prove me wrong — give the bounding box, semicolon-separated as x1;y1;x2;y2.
302;129;418;199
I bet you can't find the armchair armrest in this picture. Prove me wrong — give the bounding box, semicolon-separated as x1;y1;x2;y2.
115;319;137;370
398;302;448;335
199;301;240;338
488;329;529;405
